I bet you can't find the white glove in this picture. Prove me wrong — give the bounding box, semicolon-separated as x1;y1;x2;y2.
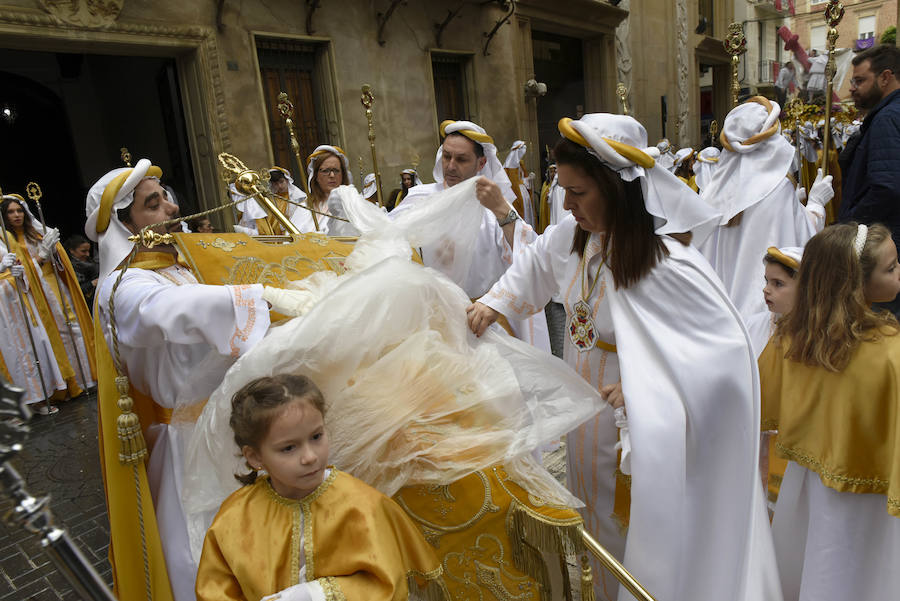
807;168;834;208
796;187;807;204
37;227;60;260
613;406;632;476
260;582;318;601
0;252;16;271
10;264;25;279
233;224;257;236
262;286;316;317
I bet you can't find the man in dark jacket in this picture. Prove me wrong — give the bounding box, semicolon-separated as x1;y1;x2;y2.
839;44;900;313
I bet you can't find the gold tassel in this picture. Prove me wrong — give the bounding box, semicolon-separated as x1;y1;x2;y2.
581;555;595;601
115;375;148;465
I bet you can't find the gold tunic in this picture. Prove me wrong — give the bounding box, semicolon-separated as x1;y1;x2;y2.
760;334;900;517
196;470;446;601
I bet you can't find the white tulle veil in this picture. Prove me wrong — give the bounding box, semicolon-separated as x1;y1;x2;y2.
180;179;607;560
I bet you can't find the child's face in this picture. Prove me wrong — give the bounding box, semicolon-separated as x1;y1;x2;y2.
864;239;900;304
243;398;329;500
763;262;798;315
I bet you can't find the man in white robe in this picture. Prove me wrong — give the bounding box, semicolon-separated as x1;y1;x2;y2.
393;120;550;351
698;96;833;319
87;159;273;601
503;140;535;226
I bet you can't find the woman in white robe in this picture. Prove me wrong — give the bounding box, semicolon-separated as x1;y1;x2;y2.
467;113;782;601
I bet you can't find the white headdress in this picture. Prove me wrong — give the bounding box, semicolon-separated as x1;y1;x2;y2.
306;145;353;192
84;158;163;284
700;97;794;224
362;173;377;198
559;113;720;245
502;140;527;169
269;166;307;204
673;147;694;168
400;168;423;186
693;146;721;192
432;120;515;202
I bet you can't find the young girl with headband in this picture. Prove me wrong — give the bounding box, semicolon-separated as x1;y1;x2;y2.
759;222;900;601
195;373;443;601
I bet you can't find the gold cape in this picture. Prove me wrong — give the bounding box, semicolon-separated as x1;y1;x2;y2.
760;335;900;517
95;251;177;601
196;470;446;601
8;234;81;397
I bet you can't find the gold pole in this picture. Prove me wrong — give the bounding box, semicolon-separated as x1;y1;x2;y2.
358;156;364;191
581;529;657;601
724;23;747;107
616;83;629;116
277;92;318;231
709;119;719;146
219;153;301;236
360;85;384;208
821;0;845;177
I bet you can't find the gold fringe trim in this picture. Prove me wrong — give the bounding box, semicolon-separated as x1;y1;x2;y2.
506;501;584;600
114;375;147;465
320;576;345;601
406;567;450;601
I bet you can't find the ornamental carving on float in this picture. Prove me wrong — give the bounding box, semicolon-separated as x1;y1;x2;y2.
39;0;124;28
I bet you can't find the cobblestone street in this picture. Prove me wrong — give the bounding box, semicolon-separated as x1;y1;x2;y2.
0;393;112;600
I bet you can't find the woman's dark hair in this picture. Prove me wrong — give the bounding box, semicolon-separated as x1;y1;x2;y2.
553;137;672;289
230;373;326;485
673;154;695;180
1;197;41;244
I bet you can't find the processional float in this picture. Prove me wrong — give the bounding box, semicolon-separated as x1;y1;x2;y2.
96;83;658;601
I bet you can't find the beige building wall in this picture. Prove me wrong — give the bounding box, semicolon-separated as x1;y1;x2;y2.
0;0;628;211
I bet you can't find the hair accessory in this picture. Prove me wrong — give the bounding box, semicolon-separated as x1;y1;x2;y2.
854;223;868;258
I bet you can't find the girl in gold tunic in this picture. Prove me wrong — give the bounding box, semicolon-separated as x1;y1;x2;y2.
196;374;445;601
760;222;900;601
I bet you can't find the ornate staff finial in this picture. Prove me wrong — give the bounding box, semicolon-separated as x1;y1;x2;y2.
724;23;747;107
120;147;132;167
277;91;317;229
360;84;384;207
709;119;719;144
616;83;629;116
820;0;844;177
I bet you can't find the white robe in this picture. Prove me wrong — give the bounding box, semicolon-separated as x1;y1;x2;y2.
0;273;66;402
480;215;782;601
548;178;570;227
395;181;551;352
698;178;823;320
772;462;900;601
96;264;269;601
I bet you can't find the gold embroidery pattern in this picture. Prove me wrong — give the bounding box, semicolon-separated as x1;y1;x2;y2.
442;534;535;601
776;441;888;488
407;566;451;601
395;471;501;543
484;287;539;317
228;284;258;358
291;506;302;586
222;252;348;287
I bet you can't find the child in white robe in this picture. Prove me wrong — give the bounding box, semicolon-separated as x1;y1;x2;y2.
760;222;900;601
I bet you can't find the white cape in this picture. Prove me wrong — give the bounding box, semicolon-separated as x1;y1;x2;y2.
608;239;782;601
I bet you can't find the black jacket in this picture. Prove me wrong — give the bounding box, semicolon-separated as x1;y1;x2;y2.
839;89;900;243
